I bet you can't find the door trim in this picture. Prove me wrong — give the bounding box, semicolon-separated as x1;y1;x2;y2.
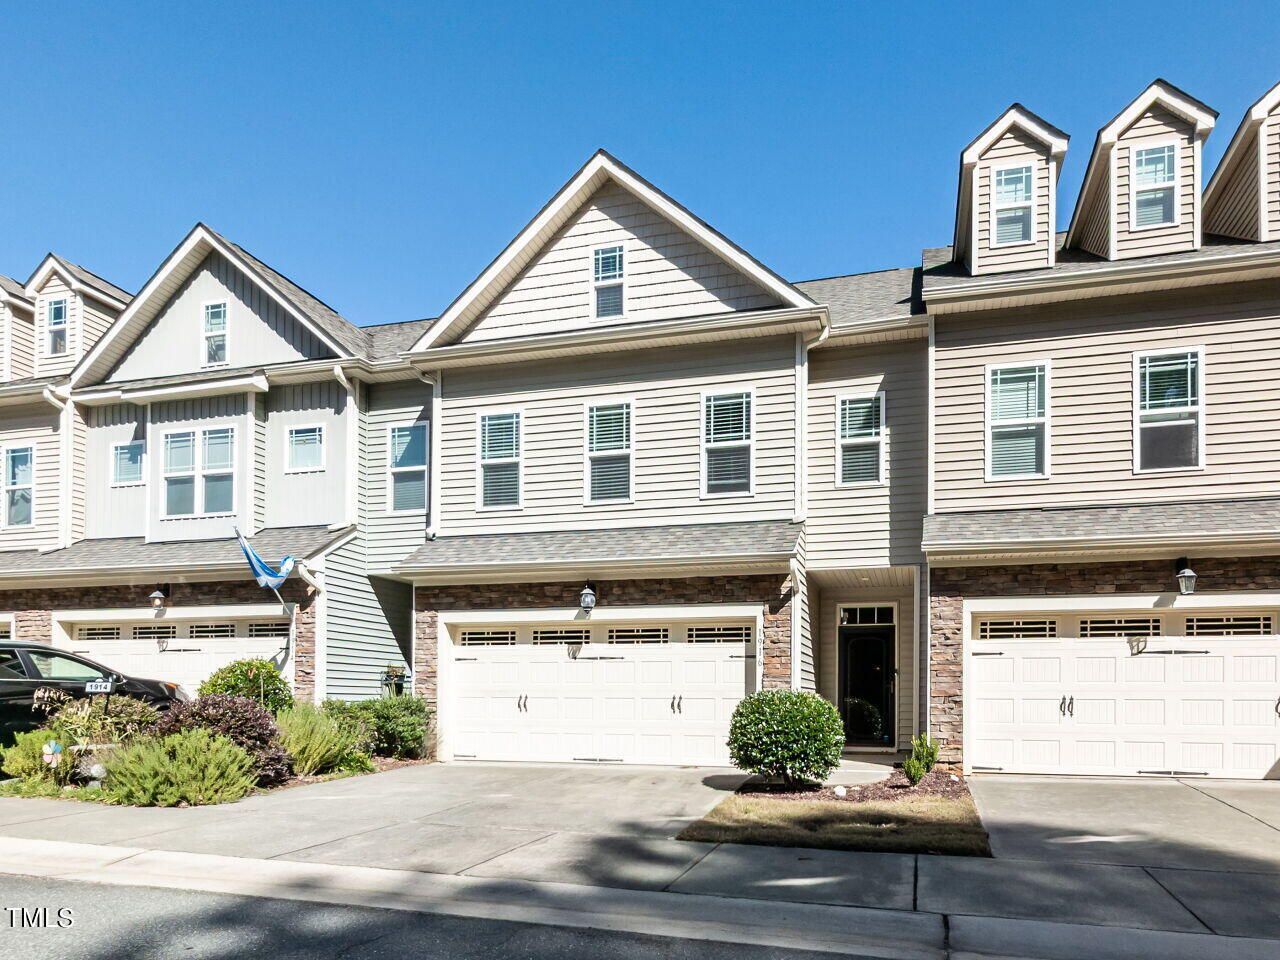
834;601;900;751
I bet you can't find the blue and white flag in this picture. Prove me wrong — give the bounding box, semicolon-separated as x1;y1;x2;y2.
235;527;296;590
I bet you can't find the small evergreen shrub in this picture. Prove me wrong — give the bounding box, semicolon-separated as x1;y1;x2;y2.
323;696;430;758
275;705;358;776
338;750;376;774
1;728;74;785
727;690;845;787
106;730;255;806
902;753;928;786
909;732;939;773
48;695;160;746
151;695;292;786
198;659;294;713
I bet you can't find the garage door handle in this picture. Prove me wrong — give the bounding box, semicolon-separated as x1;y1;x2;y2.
1274;696;1280;718
1067;696;1074;717
670;695;676;713
1059;696;1067;716
677;695;682;713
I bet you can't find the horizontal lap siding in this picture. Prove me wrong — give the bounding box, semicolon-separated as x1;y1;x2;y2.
1205;136;1260;240
933;283;1280;510
440;337;796;534
0;404;62;553
85;404;147;539
807;340;926;566
1075;171;1111;259
1114;109;1198;258
8;307;34;380
34;279;78;378
324;533;412;699
1269;114;1280;238
795;527;813;691
974;130;1053;274
366;379;431;569
461;182;780;343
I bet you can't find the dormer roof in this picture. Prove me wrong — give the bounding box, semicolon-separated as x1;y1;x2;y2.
23;253;132;310
410;149;816;352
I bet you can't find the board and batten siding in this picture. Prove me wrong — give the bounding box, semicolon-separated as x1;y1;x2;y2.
107;252;336;383
365;379;431;569
1113;109;1199;259
458;181;780;343
322;532;412;699
264;382;348;529
807;338;926;566
933;281;1280;511
0;403;62;553
84;403;147;540
439;336;797;535
973;129;1054;274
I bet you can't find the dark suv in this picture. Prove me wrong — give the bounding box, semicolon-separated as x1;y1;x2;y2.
0;642;188;746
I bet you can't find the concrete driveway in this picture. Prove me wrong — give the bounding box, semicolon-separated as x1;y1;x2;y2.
970;775;1280;872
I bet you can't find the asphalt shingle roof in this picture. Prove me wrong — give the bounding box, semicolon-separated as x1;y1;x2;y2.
53;255;133;304
0;525;340;577
923;497;1280;546
0;274;28;302
364;318;437;359
794;268;923;327
397;520;801;570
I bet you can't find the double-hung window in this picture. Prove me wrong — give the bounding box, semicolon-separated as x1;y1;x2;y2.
586;402;631;502
389;424;427;511
203;302;228;366
1135;348;1202;471
286;426;324;472
593;245;624;318
838;393;885;485
111;441;144;486
3;447;33;527
992;165;1034;245
163;427;235;517
46;299;68;355
987;363;1048;479
479;412;520;508
703;392;752;496
1132;144;1177;229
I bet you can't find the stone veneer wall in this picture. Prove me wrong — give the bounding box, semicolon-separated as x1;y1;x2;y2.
0;579;317;701
929;555;1280;764
412;574;794;705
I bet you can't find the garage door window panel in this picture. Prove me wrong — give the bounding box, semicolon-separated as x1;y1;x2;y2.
1135;349;1203;472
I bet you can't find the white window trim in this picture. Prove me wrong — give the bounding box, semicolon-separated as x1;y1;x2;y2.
835;391;887;489
45;298;70;357
591;243;627;320
386;422;429;515
110;440;146;488
201;299;230;369
985;360;1052;482
700;387;756;500
284;423;326;475
1128;139;1181;233
1;444;34;529
989;161;1037;249
1131;345;1206;475
474;409;524;513
160;425;237;519
582;398;635;506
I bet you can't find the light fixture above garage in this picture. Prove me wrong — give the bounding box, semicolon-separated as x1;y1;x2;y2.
1175;559;1197;596
149;585;170;609
579;583;597;612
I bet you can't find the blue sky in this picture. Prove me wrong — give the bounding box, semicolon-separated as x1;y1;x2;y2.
3;1;1277;326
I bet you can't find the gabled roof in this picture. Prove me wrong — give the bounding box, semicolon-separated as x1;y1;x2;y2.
1203;79;1280;235
1065;79;1218;249
71;223;367;387
0;273;31;306
411;150;816;351
24;253;132;309
953;104;1069;260
794;267;923;327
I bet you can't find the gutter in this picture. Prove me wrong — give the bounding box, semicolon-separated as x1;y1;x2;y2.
922;528;1280;557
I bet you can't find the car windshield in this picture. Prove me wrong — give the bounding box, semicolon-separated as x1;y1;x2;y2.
24;651;106;681
0;649;27;679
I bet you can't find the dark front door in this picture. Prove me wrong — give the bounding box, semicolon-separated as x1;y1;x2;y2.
838;624;895;746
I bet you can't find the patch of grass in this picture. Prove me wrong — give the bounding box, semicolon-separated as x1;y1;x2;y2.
0;779;116;803
679;792;992;857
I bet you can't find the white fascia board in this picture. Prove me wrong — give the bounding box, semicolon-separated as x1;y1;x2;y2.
51;603;292;622
440;603;763;625
1205;81;1280;206
75;372;270;406
923;528;1280;558
1100;82;1217;144
412;151;813;351
24;256;129;311
962;107;1069;165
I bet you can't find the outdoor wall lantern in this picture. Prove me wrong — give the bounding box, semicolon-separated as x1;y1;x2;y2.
149;585;170;609
1175;559;1197;596
579;583;597;612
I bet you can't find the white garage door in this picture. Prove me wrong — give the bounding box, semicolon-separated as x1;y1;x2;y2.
64;619;292;695
969;612;1280;778
449;622;755;766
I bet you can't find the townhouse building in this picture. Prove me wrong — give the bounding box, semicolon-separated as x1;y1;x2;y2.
1;76;1277;780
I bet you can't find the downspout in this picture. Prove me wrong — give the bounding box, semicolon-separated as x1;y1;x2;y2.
793;313;830;524
332;364;360;528
415;368;441;540
43;386;73;549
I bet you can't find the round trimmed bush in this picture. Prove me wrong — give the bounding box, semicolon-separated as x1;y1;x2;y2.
151;694;292;786
198;659;294;714
727;690;844;787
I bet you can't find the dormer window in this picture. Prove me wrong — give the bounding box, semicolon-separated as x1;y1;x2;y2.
46;299;68;356
993;165;1034;245
203;302;228;367
1133;144;1177;229
593;246;624;318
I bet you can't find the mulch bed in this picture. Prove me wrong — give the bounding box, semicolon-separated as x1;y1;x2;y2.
271;756;430;791
740;769;970;804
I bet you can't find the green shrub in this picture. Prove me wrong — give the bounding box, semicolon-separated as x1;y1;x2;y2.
198;659;294;713
909;732;939;774
727;690;845;787
323;696;430;758
1;728;74;785
151;695;291;786
49;695;160;746
276;705;357;776
317;700;375;754
902;753;928;786
105;730;255;806
338;750;376;774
